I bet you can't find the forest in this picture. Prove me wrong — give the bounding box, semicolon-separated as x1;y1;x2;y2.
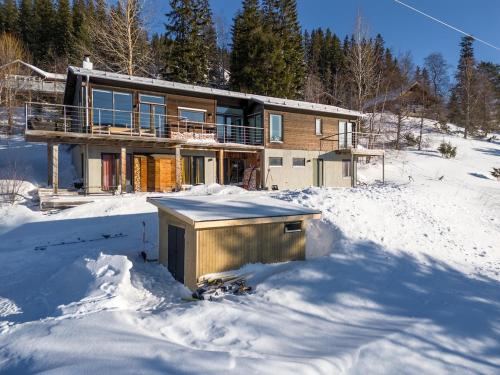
0;0;498;136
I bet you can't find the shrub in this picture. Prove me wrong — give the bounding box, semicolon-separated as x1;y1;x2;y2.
404;132;419;147
437;141;457;158
491;168;500;181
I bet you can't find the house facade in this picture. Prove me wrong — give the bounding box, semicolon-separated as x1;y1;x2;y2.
25;60;383;194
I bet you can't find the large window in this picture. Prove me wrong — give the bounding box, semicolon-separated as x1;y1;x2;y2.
179;108;206;123
339;121;354;148
216;106;243;143
92;89;132;127
182;156;205;185
269;157;283;167
139;94;166;133
248;113;263;145
269;114;283;142
315;118;322;135
342;159;351;178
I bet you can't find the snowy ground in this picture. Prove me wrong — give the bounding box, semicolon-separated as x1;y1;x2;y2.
0;123;499;374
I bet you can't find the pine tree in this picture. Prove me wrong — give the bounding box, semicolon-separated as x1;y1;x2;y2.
32;0;56;64
72;0;90;56
454;35;476;138
18;0;35;52
54;0;74;58
1;0;20;35
165;0;216;84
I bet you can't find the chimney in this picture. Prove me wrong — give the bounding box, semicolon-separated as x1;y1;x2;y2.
83;55;93;70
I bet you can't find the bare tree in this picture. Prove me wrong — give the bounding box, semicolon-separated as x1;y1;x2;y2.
0;157;28;205
424;53;450;99
86;0;151;76
393;52;414;150
0;33;29;134
346;12;378;114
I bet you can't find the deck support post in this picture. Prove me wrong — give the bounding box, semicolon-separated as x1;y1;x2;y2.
350;153;354;188
218;149;224;185
382;153;385;184
120;146;126;193
48;143;59;194
175;145;182;191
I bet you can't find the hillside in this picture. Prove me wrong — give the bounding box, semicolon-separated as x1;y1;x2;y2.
0;121;499;374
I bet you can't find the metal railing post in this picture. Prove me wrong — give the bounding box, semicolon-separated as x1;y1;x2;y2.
63;106;67;132
25;103;28;131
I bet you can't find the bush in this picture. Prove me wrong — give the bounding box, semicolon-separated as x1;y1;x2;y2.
437;141;457;158
404;132;420;147
491;168;500;181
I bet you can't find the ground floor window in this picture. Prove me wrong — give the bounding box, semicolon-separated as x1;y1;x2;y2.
269;157;283;167
292;157;306;167
182;156;205;185
342;159;351;178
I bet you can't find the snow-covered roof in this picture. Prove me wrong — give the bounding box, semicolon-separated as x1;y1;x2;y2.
0;60;66;81
68;66;361;117
147;195;321;225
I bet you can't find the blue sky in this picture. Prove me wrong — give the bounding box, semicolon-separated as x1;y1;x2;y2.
149;0;500;74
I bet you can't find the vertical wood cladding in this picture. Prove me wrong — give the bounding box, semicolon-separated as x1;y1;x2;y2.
196;222;305;277
166;94;216;123
147;155;176;192
263;108;358;151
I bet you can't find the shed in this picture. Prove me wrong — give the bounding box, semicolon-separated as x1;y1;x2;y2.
147;195;321;290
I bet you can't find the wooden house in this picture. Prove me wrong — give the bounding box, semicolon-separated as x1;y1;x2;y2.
147;195;321;290
24;58;385;194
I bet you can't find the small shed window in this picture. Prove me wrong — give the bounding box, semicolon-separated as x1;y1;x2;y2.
284;221;302;233
269;157;283;167
292;157;305;167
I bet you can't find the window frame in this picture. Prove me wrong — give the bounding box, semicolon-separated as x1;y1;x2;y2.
268;156;283;167
91;88;133;128
178;107;207;123
315;118;322;135
284;221;302;233
292;157;306;167
269;113;283;143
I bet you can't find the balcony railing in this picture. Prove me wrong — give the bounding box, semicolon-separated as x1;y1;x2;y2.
25;102;264;146
320;132;385;152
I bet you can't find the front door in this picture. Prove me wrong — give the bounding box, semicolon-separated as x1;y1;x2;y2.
101;153;119;191
313;158;324;187
167;225;185;283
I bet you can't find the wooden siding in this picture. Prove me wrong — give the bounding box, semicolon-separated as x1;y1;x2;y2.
196;222;305;278
263;108;358;151
166;93;216;123
158;211;197;290
147;155;176;192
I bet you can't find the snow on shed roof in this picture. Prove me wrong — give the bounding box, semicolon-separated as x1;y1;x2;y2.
147;195;321;227
68;66;361;117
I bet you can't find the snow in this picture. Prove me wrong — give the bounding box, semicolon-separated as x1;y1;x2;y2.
148;194;320;222
0;119;499;374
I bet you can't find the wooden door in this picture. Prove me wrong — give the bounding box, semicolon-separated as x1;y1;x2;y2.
167;225;185;283
102;153;118;191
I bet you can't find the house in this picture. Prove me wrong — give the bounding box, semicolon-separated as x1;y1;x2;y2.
147;195;321;290
24;58;385;194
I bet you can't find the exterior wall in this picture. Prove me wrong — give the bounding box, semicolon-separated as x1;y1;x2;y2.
263;148;353;189
158;211;197;290
84;145;216;193
166;94;216;123
263;107;358;151
196;221;306;281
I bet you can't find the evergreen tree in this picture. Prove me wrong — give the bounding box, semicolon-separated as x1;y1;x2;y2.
72;0;90;56
54;0;74;58
18;0;35;52
165;0;216;84
32;0;56;64
1;0;20;35
454;35;475;138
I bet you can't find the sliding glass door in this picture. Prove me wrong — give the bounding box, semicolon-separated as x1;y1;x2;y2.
139;94;166;136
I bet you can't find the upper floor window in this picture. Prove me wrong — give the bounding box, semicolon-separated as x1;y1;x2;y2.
269;114;283;142
339;121;354;148
315;118;322;135
92;89;132;128
179;107;206;123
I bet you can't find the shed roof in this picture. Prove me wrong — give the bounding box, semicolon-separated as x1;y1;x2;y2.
147;195;321;228
67;66;361;117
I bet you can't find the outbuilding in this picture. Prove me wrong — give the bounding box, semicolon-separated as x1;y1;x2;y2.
147;195;321;290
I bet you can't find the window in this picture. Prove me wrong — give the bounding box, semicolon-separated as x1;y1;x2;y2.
179;108;206;123
139;94;165;131
269;157;283;167
292;157;306;167
284;221;302;233
92;89;132;127
269;114;283;142
182;156;205;185
339;121;354;149
315;118;322;135
342;160;351;178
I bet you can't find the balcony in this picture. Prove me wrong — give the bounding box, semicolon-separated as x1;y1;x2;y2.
24;103;264;147
320;132;385;156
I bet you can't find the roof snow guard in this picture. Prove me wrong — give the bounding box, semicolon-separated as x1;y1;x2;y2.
67;66;361;117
